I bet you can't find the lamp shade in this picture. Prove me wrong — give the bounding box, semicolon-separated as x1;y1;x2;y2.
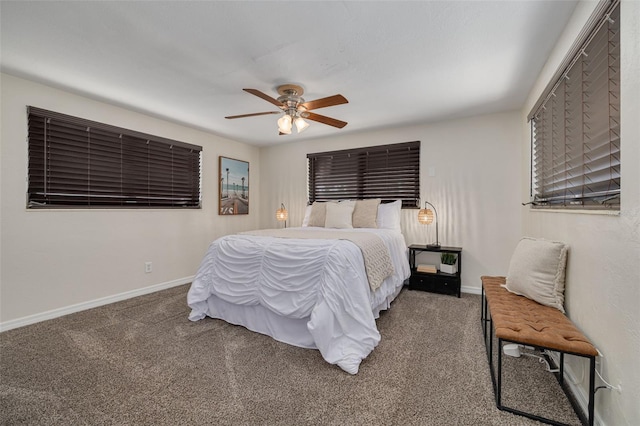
277;115;292;134
276;203;288;221
418;208;434;224
294;117;309;133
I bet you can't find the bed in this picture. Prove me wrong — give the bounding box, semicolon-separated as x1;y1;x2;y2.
187;200;410;374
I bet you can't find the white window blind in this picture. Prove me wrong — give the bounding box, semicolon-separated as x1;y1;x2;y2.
528;0;620;210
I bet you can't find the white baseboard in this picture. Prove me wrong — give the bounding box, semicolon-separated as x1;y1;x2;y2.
461;285;482;295
0;276;193;333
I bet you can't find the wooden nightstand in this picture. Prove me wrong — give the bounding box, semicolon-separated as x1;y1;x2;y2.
407;245;462;297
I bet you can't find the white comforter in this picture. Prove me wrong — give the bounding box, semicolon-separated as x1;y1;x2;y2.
187;227;410;374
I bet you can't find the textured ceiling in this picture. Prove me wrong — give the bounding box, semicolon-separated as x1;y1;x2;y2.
0;1;577;146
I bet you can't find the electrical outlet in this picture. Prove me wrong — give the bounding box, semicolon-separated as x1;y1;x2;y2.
145;262;152;273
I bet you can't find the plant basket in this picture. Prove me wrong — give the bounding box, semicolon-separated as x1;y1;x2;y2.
440;263;457;274
440;252;458;274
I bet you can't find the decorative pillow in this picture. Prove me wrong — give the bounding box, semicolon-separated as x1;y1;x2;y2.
301;205;312;227
352;199;380;228
376;200;402;232
338;199;356;207
307;202;328;227
505;237;568;313
325;201;355;229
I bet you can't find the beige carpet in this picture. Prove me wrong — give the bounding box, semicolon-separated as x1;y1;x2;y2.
0;285;581;425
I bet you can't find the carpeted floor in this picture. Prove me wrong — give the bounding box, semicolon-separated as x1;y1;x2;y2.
0;285;581;425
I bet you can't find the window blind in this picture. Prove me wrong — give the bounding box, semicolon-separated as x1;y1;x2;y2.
307;141;420;208
27;107;202;208
528;0;620;210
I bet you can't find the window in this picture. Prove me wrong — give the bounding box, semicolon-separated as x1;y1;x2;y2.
528;0;620;210
27;107;202;208
307;141;420;208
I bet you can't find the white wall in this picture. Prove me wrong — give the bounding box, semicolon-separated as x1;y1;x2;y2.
259;111;523;292
521;1;640;424
0;74;261;328
4;4;636;419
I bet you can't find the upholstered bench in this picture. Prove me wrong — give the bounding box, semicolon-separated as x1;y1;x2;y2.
481;276;598;426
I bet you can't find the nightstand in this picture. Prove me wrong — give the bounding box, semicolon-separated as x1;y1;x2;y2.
407;245;462;298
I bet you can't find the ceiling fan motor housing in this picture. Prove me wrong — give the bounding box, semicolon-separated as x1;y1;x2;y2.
277;85;307;117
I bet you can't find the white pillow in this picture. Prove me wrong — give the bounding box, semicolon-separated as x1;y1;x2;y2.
376;200;402;232
505;237;568;313
301;205;312;227
338;199;356;210
325;201;355;229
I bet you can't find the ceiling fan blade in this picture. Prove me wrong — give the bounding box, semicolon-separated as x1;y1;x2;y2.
301;94;348;111
305;112;348;129
225;111;280;119
243;88;283;108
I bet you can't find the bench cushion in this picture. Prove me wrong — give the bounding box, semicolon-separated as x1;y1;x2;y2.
482;276;597;357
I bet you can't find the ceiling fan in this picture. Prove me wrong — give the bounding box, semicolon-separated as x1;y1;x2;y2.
225;84;348;135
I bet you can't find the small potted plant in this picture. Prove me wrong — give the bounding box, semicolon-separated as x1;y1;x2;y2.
440;252;458;274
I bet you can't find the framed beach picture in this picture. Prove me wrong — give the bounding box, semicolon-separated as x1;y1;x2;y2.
219;156;249;215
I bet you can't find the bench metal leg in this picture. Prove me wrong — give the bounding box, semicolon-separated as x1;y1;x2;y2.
497;338;502;406
495;341;576;426
482;289;500;400
483;331;596;425
548;351;596;426
482;287;488;340
588;356;595;426
559;352;565;385
481;287;485;331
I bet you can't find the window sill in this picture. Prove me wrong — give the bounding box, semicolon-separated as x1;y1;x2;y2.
26;207;202;212
529;208;620;216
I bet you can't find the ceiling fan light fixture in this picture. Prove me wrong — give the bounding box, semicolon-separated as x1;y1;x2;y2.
229;85;348;134
294;117;309;133
277;114;292;134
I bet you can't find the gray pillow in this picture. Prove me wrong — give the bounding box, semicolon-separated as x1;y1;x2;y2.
505;237;568;313
352;199;380;228
307;202;328;227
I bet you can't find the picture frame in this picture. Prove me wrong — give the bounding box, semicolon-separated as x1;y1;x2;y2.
219;156;249;215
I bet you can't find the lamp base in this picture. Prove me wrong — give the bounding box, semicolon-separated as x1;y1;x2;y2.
426;243;441;249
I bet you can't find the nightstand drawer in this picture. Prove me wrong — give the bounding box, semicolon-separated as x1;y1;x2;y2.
409;273;460;296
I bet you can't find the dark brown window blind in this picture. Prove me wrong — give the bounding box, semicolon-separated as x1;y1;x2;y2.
528;0;620;210
27;107;202;208
307;141;420;208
